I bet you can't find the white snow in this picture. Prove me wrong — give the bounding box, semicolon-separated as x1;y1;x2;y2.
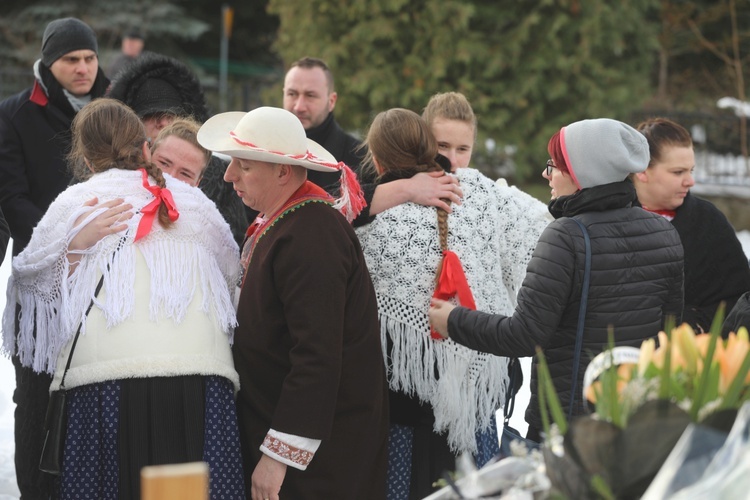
0;249;20;499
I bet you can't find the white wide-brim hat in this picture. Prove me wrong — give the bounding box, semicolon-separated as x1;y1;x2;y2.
197;107;340;173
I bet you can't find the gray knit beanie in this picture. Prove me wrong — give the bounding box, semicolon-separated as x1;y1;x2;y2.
41;17;98;67
561;118;649;189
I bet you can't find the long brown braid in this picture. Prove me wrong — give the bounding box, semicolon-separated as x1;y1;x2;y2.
362;108;451;286
69;98;175;230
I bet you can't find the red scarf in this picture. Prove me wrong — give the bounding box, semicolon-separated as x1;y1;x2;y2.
643;206;677;219
239;181;333;285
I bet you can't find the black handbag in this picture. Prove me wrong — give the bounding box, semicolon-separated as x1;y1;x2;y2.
39;272;107;475
499;217;592;457
499;358;540;456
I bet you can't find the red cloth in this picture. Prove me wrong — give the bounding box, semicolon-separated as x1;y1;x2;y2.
239;181;333;286
431;250;476;339
643;206;677;219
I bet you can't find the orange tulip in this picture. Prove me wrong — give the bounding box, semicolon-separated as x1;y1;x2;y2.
718;328;750;394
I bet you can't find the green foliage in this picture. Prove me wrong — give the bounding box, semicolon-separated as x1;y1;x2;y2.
268;0;661;179
537;345;568;436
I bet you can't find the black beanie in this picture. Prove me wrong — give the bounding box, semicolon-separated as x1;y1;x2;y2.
41;17;98;67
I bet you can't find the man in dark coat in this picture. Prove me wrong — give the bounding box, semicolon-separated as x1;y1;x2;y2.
198;106;388;499
282;56;462;227
0;17;109;498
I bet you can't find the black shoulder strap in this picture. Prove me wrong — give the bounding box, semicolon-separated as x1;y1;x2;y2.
568;217;592;420
503;218;591;424
59;237;125;389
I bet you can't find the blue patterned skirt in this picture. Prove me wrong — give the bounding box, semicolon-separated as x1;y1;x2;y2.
56;375;245;500
386;417;499;500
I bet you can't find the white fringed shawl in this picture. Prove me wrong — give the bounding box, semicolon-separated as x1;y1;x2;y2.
355;168;551;453
2;169;240;374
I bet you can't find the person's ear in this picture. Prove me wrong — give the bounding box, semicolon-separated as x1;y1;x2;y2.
142;141;152;162
372;156;384;175
276;163;292;182
328;91;338;112
84;157;94;173
634;170;649;183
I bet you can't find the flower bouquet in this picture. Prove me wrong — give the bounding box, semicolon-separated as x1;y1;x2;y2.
538;311;750;499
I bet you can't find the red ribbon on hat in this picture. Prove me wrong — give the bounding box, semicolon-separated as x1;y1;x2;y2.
134;168;179;242
430;250;476;339
229;131;365;222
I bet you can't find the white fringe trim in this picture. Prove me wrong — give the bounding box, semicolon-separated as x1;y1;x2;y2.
1;169;240;373
381;313;508;454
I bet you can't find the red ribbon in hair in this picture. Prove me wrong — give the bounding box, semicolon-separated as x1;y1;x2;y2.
134;168;179;242
430;250;477;339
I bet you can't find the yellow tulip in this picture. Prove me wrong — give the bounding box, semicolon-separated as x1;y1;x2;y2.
651;331;669;370
638;338;655;376
674;323;700;375
652;330;687;373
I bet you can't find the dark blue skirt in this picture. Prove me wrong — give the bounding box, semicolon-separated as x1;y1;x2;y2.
57;375;245;500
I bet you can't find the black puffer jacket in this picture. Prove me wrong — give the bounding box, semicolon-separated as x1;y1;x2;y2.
448;181;684;434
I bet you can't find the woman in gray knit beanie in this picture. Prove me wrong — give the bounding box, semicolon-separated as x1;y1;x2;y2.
430;117;685;449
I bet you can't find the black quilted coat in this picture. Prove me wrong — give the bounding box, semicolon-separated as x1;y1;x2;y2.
448;180;684;436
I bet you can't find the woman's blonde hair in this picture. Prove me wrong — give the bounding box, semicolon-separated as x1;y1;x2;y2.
363;108;452;285
422;91;477;139
151;117;211;171
69;98;175;230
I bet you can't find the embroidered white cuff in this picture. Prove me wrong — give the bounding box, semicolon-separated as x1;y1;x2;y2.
260;429;321;471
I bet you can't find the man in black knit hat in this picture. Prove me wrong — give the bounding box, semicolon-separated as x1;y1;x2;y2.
0;16;109;498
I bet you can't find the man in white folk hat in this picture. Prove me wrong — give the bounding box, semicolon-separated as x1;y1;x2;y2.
198;106;388;500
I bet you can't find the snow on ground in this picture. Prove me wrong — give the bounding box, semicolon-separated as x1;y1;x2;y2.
0;251;19;499
0;231;748;496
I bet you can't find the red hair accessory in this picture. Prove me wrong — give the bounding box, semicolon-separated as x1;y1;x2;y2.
134;168;179;242
430;250;477;339
332;162;366;222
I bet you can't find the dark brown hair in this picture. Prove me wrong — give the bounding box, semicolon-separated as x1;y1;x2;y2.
363;108;452;285
289;56;335;92
635;118;693;168
69;98;175;230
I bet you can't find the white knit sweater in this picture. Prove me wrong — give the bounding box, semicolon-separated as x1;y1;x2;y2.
355;168;551;453
2;169;240;378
